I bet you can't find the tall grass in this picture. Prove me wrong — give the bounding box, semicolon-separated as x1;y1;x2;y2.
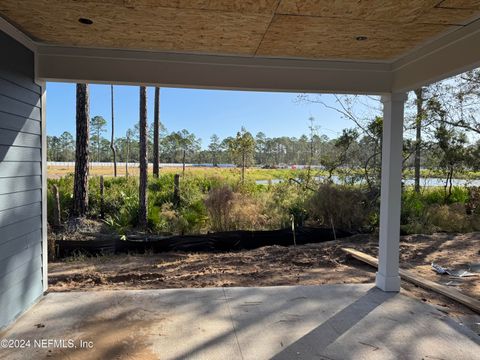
48;173;480;236
401;186;480;234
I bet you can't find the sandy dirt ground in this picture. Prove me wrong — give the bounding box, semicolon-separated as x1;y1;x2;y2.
48;232;480;334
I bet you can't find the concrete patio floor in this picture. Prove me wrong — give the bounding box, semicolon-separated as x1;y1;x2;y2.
1;284;479;360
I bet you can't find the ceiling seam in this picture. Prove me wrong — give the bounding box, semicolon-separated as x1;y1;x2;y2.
260;12;472;27
253;0;282;57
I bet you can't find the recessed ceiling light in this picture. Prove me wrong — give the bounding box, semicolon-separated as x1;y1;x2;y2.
78;18;93;25
355;36;368;41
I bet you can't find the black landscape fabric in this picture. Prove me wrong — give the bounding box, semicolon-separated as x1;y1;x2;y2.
56;227;352;257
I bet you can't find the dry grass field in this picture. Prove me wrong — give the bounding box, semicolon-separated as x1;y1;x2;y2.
48;164;174;178
47;164;300;181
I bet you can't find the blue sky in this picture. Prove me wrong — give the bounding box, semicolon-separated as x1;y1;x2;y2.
46;82;356;147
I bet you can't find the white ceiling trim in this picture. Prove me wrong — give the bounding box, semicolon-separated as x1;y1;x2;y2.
0;17;36;52
35;45;393;94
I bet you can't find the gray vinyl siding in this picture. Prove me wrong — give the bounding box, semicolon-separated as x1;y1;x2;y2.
0;30;44;329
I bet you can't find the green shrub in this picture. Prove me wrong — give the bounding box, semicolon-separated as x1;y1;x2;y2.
426;203;470;233
178;199;209;234
307;184;370;231
421;186;469;205
267;182;308;227
401;187;472;234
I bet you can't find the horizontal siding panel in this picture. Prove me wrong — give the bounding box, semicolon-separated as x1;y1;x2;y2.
0;190;41;212
0;29;43;330
0;78;40;107
0;128;41;147
0;202;41;227
0;230;41;262
0;145;41;162
0;215;41;245
0;258;42;295
0;267;43;327
0;32;37;93
0;176;41;194
0;162;41;178
0;242;42;281
0;68;40;95
0;94;40;121
0;112;41;133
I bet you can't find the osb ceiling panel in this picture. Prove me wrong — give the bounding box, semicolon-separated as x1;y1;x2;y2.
256;15;453;60
1;0;480;61
420;6;480;25
72;0;280;14
277;0;480;25
0;0;275;55
438;0;480;9
276;0;441;23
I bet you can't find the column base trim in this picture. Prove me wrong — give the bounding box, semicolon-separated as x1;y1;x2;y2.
375;272;401;292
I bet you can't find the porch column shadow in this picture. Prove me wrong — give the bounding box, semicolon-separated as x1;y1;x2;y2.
272;287;395;359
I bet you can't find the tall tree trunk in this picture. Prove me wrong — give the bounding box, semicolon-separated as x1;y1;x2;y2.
414;88;424;193
111;85;117;177
139;86;148;229
153;87;160;178
73;83;90;216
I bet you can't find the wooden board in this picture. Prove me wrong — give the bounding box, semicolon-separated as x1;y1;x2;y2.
342;247;480;314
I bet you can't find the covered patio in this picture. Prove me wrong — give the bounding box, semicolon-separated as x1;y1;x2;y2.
1;0;480;358
2;285;479;359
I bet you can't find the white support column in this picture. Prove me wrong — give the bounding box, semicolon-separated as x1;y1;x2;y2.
39;81;48;293
375;92;407;292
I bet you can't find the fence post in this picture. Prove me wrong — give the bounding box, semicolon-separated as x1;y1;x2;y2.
52;185;61;229
100;176;105;219
173;174;180;207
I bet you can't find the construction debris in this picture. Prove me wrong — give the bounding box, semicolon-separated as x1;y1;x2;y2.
431;263;448;275
431;263;477;278
469;263;480;273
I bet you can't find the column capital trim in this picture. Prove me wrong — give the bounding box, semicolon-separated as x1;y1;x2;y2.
381;92;408;104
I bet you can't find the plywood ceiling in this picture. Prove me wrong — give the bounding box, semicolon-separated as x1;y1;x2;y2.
1;0;480;61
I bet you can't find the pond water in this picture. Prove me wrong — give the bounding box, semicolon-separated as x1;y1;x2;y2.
255;176;480;187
